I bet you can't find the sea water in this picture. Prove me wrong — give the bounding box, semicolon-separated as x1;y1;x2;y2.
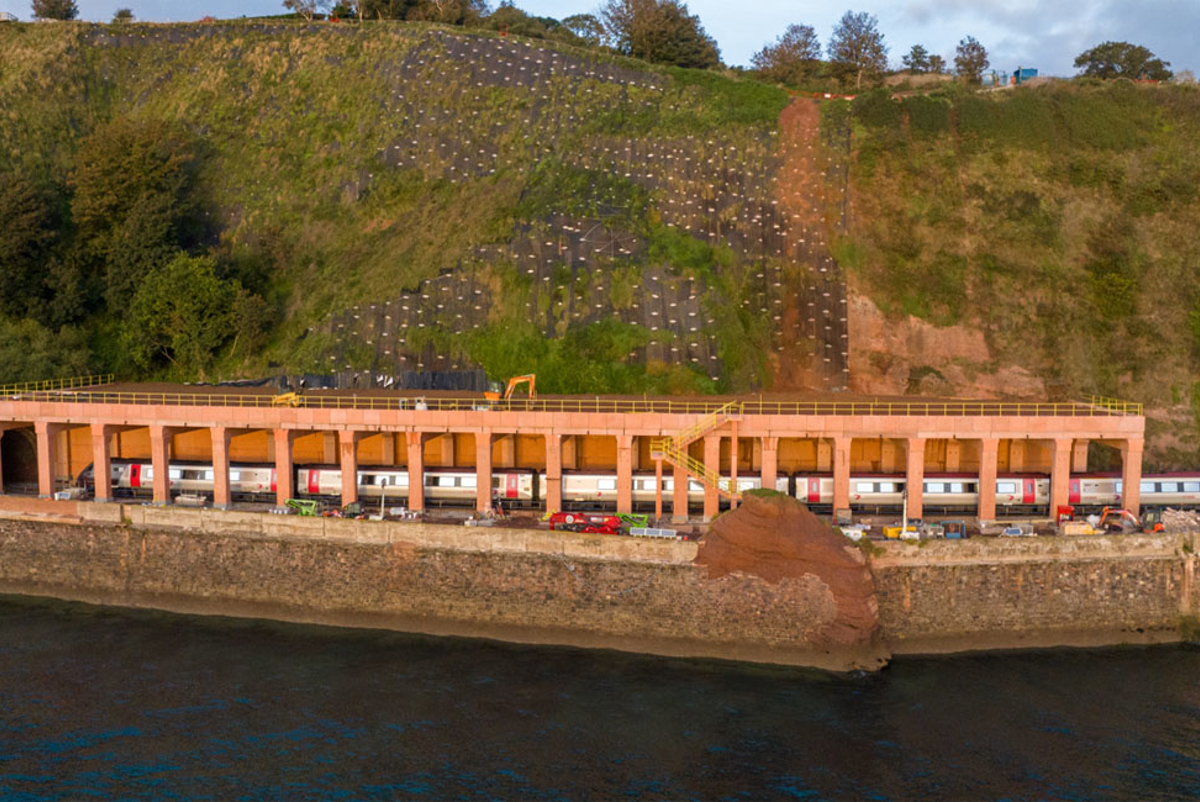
0;596;1197;800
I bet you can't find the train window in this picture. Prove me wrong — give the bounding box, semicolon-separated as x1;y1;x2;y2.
878;482;896;493
204;471;214;482
635;480;652;491
855;482;874;493
1185;482;1200;493
491;476;502;489
143;466;153;480
1160;482;1179;493
436;476;456;487
168;469;182;481
598;479;617;491
461;476;477;488
997;482;1017;493
925;482;944;493
1114;481;1122;493
1140;481;1156;493
361;474;377;485
949;482;965;493
664;480;674;491
688;480;703;492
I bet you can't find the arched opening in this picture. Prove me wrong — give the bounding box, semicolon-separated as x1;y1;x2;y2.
1;428;38;493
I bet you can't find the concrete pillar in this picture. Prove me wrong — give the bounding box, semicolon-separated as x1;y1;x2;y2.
149;425;171;506
761;437;778;493
880;440;896;474
702;435;720;520
906;438;926;520
90;424;113;503
1072;440;1089;474
1121;439;1144;518
545;434;562;513
833;436;851;516
654;457;663;521
274;429;294;508
323;432;337;464
730;423;739;510
439;434;455;467
1050;437;1073;515
497;434;515;468
978;438;999;522
339;430;359;507
475;431;492;513
671;463;689;524
381;433;396;466
817;438;833;473
406;432;424;512
34;421;59;498
211;426;231;509
616;435;633;515
945;439;961;472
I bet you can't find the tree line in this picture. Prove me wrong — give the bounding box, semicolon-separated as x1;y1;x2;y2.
0;118;275;382
29;0;1178;89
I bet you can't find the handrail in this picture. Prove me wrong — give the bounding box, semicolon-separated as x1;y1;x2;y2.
0;374;114;395
671;400;742;448
651;438;740;498
0;389;1144;417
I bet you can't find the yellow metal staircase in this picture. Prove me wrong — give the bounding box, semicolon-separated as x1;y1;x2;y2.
651;401;743;499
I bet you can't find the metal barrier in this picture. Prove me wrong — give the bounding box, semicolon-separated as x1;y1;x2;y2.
4;389;1143;417
0;374;114;395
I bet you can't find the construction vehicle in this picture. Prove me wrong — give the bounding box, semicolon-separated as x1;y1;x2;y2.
484;374;536;402
1059;506;1142;535
1096;506;1141;534
543;511;649;535
271;391;303;407
1141;509;1165;533
286;498;319;516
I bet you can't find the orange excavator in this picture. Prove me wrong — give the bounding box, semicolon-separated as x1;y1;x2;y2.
484;374;536;402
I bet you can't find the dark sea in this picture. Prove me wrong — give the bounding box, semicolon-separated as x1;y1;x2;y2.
0;597;1197;801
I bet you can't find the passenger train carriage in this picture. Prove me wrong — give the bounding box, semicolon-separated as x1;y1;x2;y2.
78;459;1200;514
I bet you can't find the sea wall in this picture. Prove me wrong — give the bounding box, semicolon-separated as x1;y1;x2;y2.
0;501;1196;669
871;534;1200;653
0;502;873;671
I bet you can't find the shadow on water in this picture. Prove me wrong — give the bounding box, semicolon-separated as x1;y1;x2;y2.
0;595;1198;801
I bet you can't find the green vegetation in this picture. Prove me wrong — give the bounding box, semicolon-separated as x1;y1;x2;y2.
835;80;1200;463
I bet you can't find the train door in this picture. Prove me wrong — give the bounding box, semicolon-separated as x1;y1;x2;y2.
1068;479;1081;505
130;464;141;488
505;473;519;499
1023;479;1035;504
807;477;821;504
308;470;320;495
270;469;277;494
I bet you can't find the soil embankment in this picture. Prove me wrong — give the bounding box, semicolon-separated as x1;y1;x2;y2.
696;492;887;669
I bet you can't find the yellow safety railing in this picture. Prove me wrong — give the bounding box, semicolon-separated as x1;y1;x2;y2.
1088;395;1144;416
651;439;740;499
670;400;742;448
0;374;114;395
0;389;1145;418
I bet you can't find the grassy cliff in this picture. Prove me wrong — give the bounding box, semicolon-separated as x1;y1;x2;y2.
3;21;1200;465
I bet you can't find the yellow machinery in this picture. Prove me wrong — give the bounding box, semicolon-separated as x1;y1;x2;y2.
271;391;303;407
485;374;536;402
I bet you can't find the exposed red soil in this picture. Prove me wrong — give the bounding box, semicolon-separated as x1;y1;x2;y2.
695;492;880;650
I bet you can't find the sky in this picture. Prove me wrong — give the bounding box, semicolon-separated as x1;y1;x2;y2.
1;0;1195;76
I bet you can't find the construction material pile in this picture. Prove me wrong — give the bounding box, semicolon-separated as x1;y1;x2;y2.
1162;508;1200;533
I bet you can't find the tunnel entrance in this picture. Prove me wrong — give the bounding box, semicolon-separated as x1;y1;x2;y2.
1;428;37;493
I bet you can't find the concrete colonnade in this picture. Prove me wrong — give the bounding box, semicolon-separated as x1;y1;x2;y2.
19;420;1147;521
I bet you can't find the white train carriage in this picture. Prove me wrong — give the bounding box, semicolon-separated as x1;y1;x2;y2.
556;472;780;510
795;473;1051;514
296;466;538;506
111;459;276;499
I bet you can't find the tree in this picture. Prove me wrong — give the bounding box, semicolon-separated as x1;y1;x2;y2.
125;253;239;374
827;10;887;91
954;35;989;83
31;0;77;20
111;8;134;23
928;54;946;74
0;319;91;385
902;43;929;73
562;13;603;46
1074;41;1172;81
600;0;720;69
70;117;202;310
0;176;55;318
283;0;329;21
751;23;821;86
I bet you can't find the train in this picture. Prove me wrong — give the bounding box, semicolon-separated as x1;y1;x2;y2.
77;458;1200;514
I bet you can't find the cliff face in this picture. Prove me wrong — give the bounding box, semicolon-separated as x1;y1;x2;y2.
3;23;1199;464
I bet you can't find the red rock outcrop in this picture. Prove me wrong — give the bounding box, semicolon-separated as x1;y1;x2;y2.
695;492;885;668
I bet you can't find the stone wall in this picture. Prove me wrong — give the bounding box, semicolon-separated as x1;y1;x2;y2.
0;501;1197;669
870;533;1200;653
0;505;871;671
